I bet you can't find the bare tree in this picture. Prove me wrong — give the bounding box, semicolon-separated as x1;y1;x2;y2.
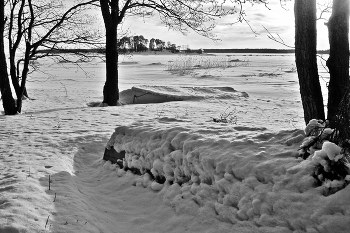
0;0;16;114
294;0;325;124
98;0;270;106
292;0;349;129
326;0;349;123
4;0;102;113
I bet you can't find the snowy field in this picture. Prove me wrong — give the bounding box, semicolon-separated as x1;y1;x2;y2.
2;53;349;233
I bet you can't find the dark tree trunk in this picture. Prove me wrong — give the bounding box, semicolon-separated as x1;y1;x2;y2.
100;0;120;106
103;26;119;106
0;0;16;115
9;55;28;100
294;0;325;124
326;0;349;123
16;42;31;113
9;64;21;98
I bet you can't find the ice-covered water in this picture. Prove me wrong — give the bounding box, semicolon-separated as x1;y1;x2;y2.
22;53;330;117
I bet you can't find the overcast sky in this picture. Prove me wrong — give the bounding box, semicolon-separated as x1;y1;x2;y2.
117;0;331;50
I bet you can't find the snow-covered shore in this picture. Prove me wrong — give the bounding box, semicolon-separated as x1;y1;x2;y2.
2;53;347;233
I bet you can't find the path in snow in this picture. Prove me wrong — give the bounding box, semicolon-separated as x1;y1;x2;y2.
39;137;235;233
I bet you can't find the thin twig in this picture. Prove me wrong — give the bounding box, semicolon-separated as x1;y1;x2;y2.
263;25;329;64
45;215;50;229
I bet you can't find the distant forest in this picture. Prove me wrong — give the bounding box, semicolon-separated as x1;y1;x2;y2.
37;35;204;54
37;35;331;55
37;47;331;55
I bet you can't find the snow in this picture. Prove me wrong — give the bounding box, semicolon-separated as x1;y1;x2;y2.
1;53;350;233
322;142;342;161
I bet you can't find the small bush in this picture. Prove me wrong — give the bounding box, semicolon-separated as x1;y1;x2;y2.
167;55;250;75
300;119;350;195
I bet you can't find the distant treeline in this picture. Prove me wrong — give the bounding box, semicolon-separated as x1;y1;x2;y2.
203;48;330;54
37;48;332;55
36;48;202;54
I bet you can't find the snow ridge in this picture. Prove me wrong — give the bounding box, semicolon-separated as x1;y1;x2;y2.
120;85;249;102
105;125;350;232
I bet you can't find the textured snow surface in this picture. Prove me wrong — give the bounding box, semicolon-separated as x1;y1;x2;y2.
105;125;350;233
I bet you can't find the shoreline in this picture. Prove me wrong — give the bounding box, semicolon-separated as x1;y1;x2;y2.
37;48;331;55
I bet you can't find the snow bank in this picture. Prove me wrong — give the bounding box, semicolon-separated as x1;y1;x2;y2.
119;85;249;104
104;125;350;232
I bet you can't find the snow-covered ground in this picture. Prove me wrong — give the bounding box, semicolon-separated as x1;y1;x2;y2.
2;53;348;233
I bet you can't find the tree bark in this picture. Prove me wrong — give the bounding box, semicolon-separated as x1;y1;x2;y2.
103;26;119;105
0;0;17;115
100;0;120;106
294;0;325;124
16;42;31;113
326;0;349;123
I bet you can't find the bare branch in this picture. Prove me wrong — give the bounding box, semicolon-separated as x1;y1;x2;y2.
263;25;328;64
31;0;98;51
317;0;332;21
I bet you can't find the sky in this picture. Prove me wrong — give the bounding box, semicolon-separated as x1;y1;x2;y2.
117;0;332;50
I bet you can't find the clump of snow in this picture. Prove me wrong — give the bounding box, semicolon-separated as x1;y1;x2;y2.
299;119;350;196
299;119;335;159
304;119;324;136
322;141;342;161
105;124;350;232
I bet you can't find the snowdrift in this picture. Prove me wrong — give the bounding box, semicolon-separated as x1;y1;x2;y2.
119;85;249;104
105;125;350;233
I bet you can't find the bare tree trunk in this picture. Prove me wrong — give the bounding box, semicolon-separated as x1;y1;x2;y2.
326;0;349;123
294;0;325;124
100;0;120;106
16;42;31;113
103;26;119;106
0;0;16;115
